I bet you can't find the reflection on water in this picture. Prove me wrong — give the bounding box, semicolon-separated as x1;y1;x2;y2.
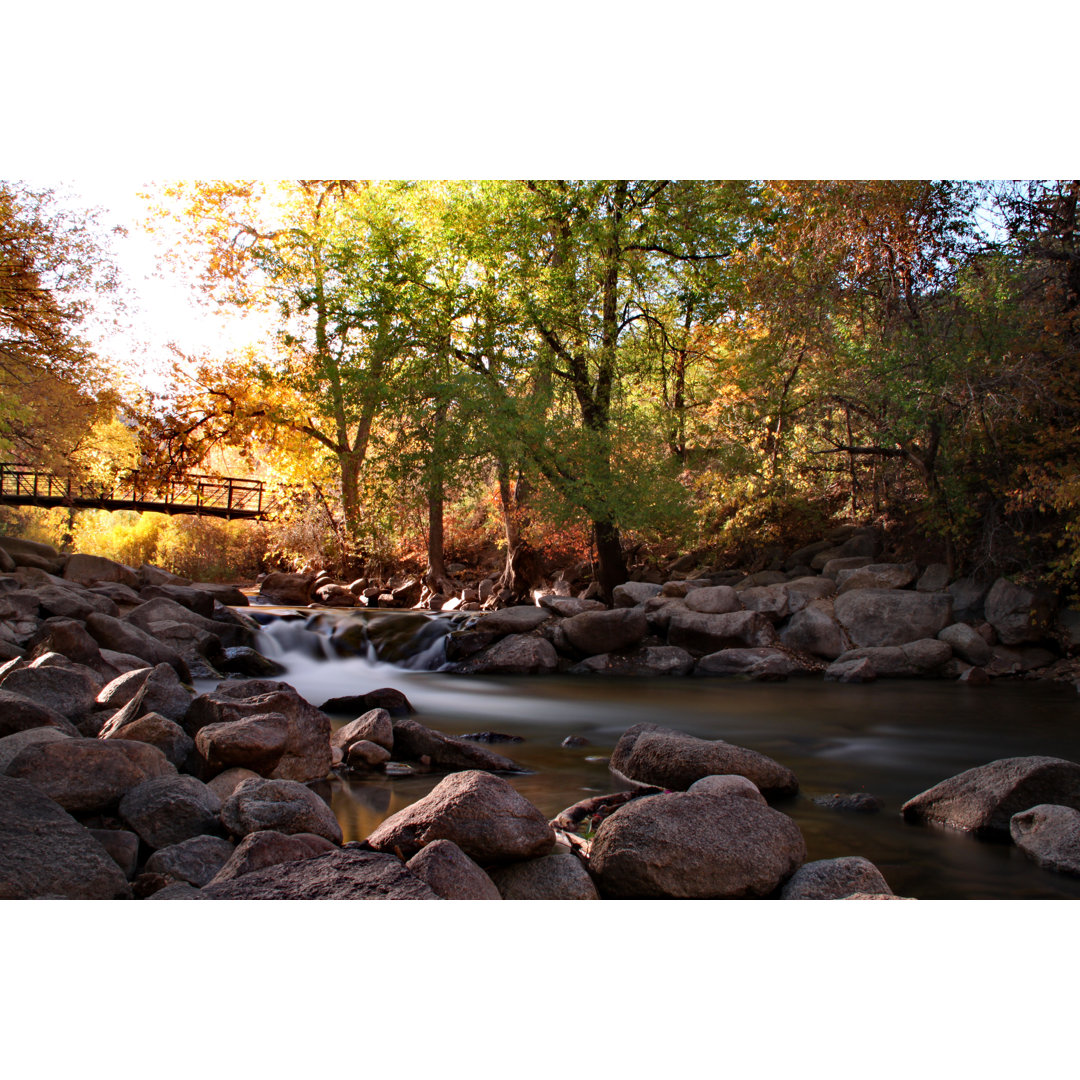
251;611;1080;899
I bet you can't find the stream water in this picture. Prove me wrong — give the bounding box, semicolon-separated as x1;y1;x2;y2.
241;607;1080;900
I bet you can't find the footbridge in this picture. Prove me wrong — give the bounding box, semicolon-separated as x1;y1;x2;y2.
0;464;267;521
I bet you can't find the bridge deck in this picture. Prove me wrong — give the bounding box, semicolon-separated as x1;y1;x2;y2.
0;465;267;521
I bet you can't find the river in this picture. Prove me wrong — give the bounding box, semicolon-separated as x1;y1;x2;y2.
241;608;1080;900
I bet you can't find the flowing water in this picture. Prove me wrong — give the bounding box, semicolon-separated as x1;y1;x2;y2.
242;607;1080;900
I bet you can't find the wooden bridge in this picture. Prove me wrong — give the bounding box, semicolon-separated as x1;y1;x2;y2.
0;464;267;520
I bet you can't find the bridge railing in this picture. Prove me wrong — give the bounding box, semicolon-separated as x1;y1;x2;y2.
0;464;265;517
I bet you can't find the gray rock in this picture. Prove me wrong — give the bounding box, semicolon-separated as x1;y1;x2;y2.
917;563;951;592
831;639;953;677
609;723;799;798
119;774;223;849
902;755;1080;835
85;612;191;681
220;777;343;844
938;623;993;666
391;717;525;772
0;774;132;899
1009;804;1080;876
107;712;194;767
537;596;606;617
366;770;555;863
63;553;138;587
984;578;1056;645
25;617;103;668
137;585;213;618
33;582;119;620
588;790;806;899
0;726;74;772
947;577;992;623
833;589;952;648
667;610;778;655
570;645;695;677
779;599;849;660
258;572;315;606
0;687;81;738
612;582;662;608
780;856;893;899
147;882;207;899
694;647;809;679
812;793;883;812
682;585;742;614
488;853;599;899
475;606;552;634
202;848;439;899
139;563;191;588
206;829;337;885
332;708;394;753
219;646;285;678
206;767;261;803
836;562;919;593
87;828;140;879
95;666;153;709
346;741;391;768
406;838;502;899
184;680;331;784
686;774;767;804
560;608;648;656
820;556;875;580
195;712;292;774
6;737;176;813
98;663;195;734
824;657;878;682
144;835;236;886
456;633;559;674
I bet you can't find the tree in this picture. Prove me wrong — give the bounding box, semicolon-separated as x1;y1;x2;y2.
0;182;123;475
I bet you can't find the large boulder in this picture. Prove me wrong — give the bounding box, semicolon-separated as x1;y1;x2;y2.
366;770;555;863
205;829;337;885
779;600;850;660
667;610;778;654
609;723;799;798
194;713;292;775
682;585;741;614
139;584;216;618
588;790;806;899
32;583;119;620
0;688;80;738
64;553;138;587
1009;804;1080;876
127;596;252;649
947;577;991;623
456;634;559;674
406;839;502;899
0;726;74;773
984;578;1056;645
833;589;952;648
901;756;1080;836
184;680;331;783
25;617;103;668
488;852;599;900
258;572;315;606
390;717;526;773
331;708;393;754
220;777;343;844
836;562;919;593
85;612;191;681
560;608;648;657
118;774;223;849
937;623;993;666
612;582;663;608
144;835;236;887
570;646;694;677
694;647;810;679
107;712;193;767
201;848;439;899
780;856;893;899
475;607;552;634
831;639;953;677
97;663;194;731
5;737;176;814
0;774;132;899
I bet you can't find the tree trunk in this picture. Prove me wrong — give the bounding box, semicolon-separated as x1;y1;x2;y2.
425;481;451;592
339;453;362;544
593;519;627;601
497;459;541;598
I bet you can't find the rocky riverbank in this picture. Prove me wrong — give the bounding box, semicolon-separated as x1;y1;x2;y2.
3;530;1080;899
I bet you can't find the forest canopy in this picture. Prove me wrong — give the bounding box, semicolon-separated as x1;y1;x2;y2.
2;179;1078;597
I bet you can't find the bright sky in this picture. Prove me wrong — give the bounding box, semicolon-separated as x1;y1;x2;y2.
53;179;273;391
